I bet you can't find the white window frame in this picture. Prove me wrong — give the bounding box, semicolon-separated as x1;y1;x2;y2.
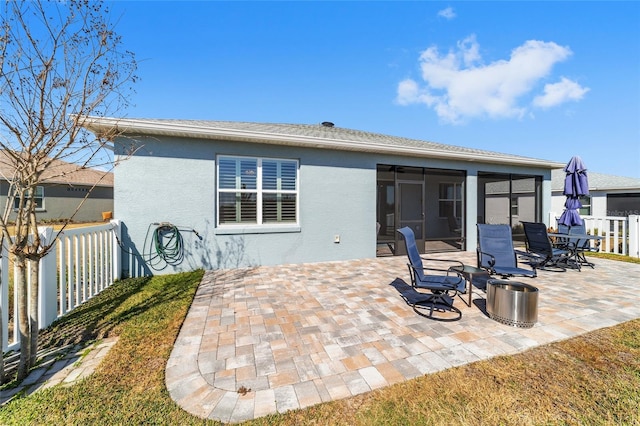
216;155;299;231
579;195;591;216
13;185;45;211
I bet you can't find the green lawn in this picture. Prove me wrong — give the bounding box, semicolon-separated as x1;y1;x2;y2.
1;264;639;425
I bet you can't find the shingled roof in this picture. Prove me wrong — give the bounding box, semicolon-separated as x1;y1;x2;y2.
552;169;640;192
82;117;565;169
0;151;113;187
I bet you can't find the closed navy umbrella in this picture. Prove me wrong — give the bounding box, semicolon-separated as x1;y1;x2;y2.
558;156;589;227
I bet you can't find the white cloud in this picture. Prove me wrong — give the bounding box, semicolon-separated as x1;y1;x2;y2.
396;35;589;124
396;79;420;105
396;79;437;106
533;77;590;108
438;7;456;20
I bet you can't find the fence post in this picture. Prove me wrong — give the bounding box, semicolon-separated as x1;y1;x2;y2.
110;219;122;281
629;215;640;259
38;226;58;329
1;241;9;351
548;212;557;230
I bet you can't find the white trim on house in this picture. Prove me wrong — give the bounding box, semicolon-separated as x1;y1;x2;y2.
216;155;299;229
83;116;565;169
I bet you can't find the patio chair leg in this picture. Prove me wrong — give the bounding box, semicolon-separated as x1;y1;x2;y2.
411;292;462;322
576;252;595;268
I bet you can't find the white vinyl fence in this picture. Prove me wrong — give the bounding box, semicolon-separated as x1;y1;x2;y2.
1;221;121;352
550;213;640;259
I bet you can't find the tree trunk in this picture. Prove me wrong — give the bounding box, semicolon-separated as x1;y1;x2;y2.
15;255;31;381
29;258;40;368
0;300;4;384
0;0;138;383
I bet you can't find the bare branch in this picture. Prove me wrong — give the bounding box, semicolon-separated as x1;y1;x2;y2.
0;0;137;381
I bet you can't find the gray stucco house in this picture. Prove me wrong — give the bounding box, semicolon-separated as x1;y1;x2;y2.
0;151;114;223
83;117;564;277
551;169;640;218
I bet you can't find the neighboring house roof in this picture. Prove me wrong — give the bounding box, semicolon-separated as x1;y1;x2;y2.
551;169;640;192
0;151;113;187
82;116;565;169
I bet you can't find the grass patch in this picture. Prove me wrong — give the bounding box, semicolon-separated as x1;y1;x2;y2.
587;251;640;264
2;267;640;425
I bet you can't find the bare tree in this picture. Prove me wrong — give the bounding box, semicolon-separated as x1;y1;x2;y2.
0;0;137;382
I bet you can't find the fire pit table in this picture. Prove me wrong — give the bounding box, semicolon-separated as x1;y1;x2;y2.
486;279;539;328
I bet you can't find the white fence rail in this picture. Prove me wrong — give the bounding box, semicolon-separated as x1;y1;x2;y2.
2;221;121;352
550;213;640;258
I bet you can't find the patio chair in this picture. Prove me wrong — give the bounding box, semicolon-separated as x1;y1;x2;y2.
568;224;599;268
521;222;572;271
553;224;571;248
549;223;580;266
477;224;537;278
551;223;599;270
397;226;466;321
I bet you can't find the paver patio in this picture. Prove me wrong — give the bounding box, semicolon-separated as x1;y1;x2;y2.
165;252;640;423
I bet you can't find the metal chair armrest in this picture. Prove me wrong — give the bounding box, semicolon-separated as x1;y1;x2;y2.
477;250;496;268
419;256;465;274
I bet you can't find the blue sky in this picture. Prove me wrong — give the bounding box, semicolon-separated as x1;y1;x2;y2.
107;1;640;178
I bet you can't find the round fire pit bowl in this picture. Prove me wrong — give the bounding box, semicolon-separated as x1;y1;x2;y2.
486;279;539;328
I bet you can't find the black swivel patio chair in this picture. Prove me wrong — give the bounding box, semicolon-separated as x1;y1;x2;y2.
477;224;537;278
397;226;466;321
522;222;572;271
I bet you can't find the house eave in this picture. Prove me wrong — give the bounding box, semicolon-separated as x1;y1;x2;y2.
82;116;564;170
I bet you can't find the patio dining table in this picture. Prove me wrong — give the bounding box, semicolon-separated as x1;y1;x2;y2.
547;232;603;270
548;232;603;246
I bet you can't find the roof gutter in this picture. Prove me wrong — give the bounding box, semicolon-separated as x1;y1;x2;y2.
82;116;564;169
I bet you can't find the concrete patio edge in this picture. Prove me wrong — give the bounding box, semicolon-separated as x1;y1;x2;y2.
165;254;640;423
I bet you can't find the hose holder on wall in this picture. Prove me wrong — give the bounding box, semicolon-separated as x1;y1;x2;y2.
144;222;202;271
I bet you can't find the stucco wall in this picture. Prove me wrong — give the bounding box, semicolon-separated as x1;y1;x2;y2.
114;135;553;276
41;185;113;222
0;181;113;223
552;190;640;218
114;136;376;276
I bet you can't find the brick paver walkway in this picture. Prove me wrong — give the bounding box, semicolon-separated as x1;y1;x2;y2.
165;253;640;423
1;337;118;406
